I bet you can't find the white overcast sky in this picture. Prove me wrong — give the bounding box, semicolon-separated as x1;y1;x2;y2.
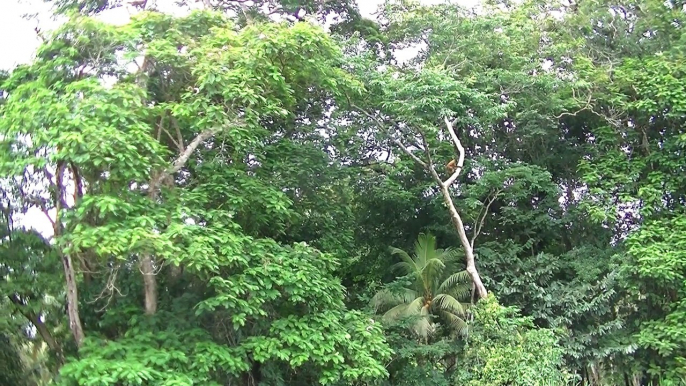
0;0;464;71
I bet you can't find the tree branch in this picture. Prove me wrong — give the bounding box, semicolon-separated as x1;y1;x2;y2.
357;107;489;299
470;189;501;248
392;138;428;168
9;296;65;366
71;162;84;203
171;117;186;153
150;125;223;191
418;131;434;168
443;117;465;187
353;105;428;168
555;91;593;119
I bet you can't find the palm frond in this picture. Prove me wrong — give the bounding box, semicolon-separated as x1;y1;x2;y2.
441;247;464;263
433;293;468;317
383;296;424;324
406;295;426;315
413;315;432;338
389;247;417;275
438;270;470;293
370;289;395;312
446;284;472;303
424;257;446;276
414;233;437;267
390;261;416;278
383;303;412;321
440;310;470;336
413;303;434;338
370;288;417;312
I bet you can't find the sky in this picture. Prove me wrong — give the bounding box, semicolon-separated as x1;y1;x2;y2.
0;0;455;71
0;0;471;70
0;0;53;70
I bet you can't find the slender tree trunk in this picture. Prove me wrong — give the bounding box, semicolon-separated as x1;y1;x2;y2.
430;118;488;298
8;297;65;367
141;174;158;316
30;314;64;367
141;254;157;315
62;254;85;347
140;128;225;315
589;364;600;386
439;184;488;298
356;108;489;299
55;163;85;348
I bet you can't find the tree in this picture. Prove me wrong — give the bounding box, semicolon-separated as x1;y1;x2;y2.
453;295;573;386
349;65;502;300
1;5;393;385
371;233;471;340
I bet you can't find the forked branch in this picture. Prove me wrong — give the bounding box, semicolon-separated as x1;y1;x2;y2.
150;122;242;191
471;189;502;248
443;117;465;187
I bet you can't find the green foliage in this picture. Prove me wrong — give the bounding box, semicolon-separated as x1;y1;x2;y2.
453;295;573;386
58;327;249;385
371;233;471;339
624;215;686;380
3;0;686;384
0;334;26;386
1;5;388;386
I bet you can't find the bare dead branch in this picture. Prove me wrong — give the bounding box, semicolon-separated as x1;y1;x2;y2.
418;131;434;168
150;123;236;191
353;107;488;299
171;117;186;153
393;138;427;167
158;119;183;152
443;117;465;187
87;265;124;313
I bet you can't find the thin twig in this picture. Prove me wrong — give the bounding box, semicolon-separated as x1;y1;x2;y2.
470;189;501;248
87;265;124;312
555;92;593;119
353;105;428;168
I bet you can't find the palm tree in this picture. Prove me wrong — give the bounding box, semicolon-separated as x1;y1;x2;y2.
370;233;471;340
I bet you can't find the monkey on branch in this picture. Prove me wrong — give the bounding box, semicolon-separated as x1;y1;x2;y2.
446;159;458;174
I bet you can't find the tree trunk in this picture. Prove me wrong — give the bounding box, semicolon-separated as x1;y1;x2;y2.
8;296;65;367
62;253;85;347
358;110;490;300
139;127;223;316
141;254;157;315
30;314;64;367
439;184;488;298
55;163;85;348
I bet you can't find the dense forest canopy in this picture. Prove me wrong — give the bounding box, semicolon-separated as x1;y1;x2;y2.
1;0;685;385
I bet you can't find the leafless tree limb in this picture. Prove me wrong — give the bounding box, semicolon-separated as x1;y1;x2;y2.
443;117;465;187
471;189;502;248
